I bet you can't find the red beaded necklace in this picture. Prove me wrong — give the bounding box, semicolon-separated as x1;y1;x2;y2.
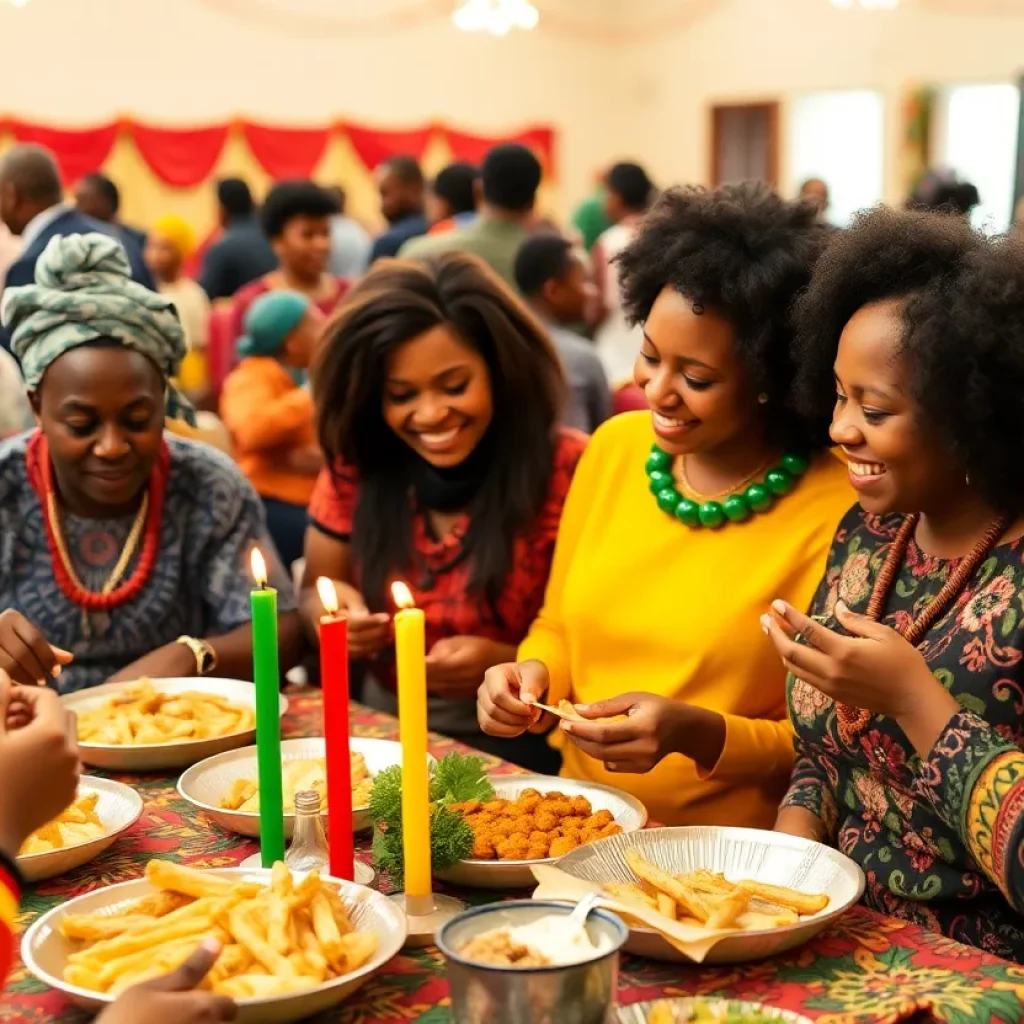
836;511;1010;743
25;430;169;611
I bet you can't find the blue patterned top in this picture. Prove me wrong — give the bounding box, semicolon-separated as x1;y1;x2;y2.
0;432;296;693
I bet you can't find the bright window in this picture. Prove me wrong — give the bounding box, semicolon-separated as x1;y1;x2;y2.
937;83;1021;234
788;89;885;227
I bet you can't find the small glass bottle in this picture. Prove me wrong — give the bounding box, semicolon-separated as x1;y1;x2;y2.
284;789;329;873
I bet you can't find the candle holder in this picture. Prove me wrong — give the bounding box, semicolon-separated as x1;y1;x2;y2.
390;891;466;948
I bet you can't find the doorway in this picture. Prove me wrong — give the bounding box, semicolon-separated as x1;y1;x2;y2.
711;102;780;186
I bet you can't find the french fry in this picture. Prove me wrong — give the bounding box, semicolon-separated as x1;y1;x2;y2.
735;879;829;915
704;888;749;929
655;893;677;921
601;881;658;912
310;892;345;969
146;860;236;899
624;850;710;923
229;905;297;978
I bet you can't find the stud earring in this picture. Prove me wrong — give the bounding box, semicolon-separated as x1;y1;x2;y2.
757;393;769;405
692;301;705;315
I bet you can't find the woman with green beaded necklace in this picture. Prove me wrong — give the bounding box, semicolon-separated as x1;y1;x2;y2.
477;183;854;828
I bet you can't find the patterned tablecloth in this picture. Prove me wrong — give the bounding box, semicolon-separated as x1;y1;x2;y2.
4;690;1024;1024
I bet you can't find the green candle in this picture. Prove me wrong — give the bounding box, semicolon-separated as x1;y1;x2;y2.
250;548;284;867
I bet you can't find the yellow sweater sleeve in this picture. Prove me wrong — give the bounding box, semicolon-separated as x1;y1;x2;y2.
517;429;603;704
701;711;795;784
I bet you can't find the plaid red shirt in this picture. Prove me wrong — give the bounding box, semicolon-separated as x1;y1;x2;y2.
309;428;587;690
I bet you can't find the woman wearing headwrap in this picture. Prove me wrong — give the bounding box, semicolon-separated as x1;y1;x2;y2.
145;214;211;401
220;291;323;570
0;233;300;692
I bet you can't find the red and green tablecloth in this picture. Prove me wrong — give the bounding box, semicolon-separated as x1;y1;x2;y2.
4;690;1023;1024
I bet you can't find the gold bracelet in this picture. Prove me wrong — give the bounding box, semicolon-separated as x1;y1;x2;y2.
176;635;218;676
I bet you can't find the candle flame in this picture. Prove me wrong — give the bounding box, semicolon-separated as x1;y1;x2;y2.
391;580;414;609
317;577;340;615
250;548;267;587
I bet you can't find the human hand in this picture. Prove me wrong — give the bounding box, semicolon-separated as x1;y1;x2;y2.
0;671;80;858
762;599;959;756
0;609;73;687
558;692;717;773
105;640;197;685
426;636;512;699
477;660;550;737
95;937;237;1024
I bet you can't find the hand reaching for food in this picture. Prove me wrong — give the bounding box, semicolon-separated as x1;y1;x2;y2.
477;659;550;737
0;609;73;687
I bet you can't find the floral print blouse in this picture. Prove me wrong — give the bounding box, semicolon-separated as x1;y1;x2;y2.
784;505;1024;962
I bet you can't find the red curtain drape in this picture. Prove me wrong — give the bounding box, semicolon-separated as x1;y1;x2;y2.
342;123;432;171
444;126;555;172
7;120;118;185
241;123;330;179
0;118;558;185
131;123;231;188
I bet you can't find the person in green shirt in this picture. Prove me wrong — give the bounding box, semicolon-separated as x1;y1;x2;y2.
399;144;541;289
571;179;611;252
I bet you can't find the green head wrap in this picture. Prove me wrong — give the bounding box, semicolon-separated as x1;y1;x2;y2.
0;232;194;423
237;290;312;359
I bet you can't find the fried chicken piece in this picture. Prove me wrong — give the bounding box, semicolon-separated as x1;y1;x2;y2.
451;800;483;815
598;822;623;839
471;835;497;860
533;810;559;832
584;810;614;830
483;799;509;814
570;796;592;816
559;825;582;844
580;827;600;844
518;792;542;813
496;836;531;860
527;843;550;860
549;835;580;858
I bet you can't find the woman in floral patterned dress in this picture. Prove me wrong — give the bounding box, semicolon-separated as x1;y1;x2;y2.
763;207;1024;961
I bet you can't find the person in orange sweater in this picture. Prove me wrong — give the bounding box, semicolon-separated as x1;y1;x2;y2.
221;291;324;569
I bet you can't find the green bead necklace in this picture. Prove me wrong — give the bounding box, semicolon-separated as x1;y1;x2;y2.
645;444;810;529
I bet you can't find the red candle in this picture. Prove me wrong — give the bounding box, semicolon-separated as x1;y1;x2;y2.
317;577;355;881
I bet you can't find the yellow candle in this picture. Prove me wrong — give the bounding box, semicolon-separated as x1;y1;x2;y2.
391;581;432;910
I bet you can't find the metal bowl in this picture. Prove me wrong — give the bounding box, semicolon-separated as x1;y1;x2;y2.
438;899;628;1024
553;825;864;964
618;998;814;1023
21;867;406;1024
177;736;405;836
434;775;648;890
17;776;144;883
63;677;289;772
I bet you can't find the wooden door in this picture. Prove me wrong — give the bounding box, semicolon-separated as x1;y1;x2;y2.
711;102;780;186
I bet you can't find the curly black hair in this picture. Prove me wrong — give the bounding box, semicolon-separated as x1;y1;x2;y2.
616;182;829;449
793;205;1024;514
260;180;339;239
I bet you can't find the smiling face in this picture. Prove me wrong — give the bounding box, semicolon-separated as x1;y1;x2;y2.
832;298;955;516
32;345;166;517
381;325;493;468
634;286;760;457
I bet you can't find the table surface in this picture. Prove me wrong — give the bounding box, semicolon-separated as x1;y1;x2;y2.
4;690;1024;1024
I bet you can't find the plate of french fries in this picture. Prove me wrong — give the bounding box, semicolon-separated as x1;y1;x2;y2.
21;859;406;1024
17;777;144;883
177;737;407;837
434;774;648;890
62;677;289;771
547;826;864;963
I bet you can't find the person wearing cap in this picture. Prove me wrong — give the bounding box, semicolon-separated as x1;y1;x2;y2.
220;291;324;570
0;233;299;692
145;215;212;401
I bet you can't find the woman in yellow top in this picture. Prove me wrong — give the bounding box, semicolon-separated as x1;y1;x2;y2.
478;183;853;827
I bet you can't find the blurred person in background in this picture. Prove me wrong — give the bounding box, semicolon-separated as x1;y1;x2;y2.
228;181;348;346
221;291;323;570
515;234;610;434
369;156;428;263
326;185;371;279
907;169;980;219
73;172;148;252
0;222;19;288
593;161;655;392
571;172;612;252
401;143;542;289
0;348;31;438
0;145;155;348
798;177;831;220
426;161;478;236
145;215;211;402
198;178;277;301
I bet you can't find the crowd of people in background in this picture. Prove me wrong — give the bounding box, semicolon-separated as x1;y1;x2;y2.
6;127;1024;1007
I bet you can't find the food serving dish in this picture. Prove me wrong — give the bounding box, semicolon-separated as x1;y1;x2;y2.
617;998;814;1023
21;866;406;1024
551;825;864;964
63;677;288;771
434;774;647;890
178;737;409;836
17;777;144;883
